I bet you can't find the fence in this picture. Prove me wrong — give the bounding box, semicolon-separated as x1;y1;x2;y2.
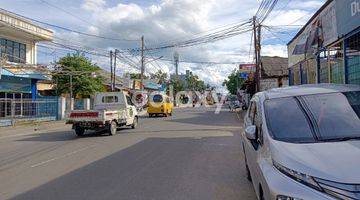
0;98;58;125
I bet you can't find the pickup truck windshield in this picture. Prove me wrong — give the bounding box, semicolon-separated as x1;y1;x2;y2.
265;91;360;143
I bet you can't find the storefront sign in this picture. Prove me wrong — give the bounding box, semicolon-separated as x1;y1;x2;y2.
336;0;360;37
0;11;53;39
239;64;256;72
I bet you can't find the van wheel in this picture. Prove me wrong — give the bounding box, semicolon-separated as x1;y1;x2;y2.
75;125;85;137
109;121;117;135
131;117;138;129
169;112;172;116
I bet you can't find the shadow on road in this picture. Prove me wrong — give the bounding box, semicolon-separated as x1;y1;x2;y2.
167;110;244;127
11;133;256;200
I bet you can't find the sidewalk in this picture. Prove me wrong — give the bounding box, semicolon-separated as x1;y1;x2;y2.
0;110;148;139
0;120;71;139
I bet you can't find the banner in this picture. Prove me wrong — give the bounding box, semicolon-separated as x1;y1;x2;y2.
336;0;360;37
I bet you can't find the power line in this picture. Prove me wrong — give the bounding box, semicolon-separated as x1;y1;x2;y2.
38;0;139;43
0;8;138;42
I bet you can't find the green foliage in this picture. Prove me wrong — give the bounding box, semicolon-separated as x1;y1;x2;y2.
185;74;206;91
150;70;168;84
54;53;105;98
223;69;244;95
170;78;185;94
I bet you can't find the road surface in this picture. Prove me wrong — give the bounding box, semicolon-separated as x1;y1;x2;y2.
0;106;256;200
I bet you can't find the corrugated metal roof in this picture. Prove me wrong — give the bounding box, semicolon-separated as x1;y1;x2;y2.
261;56;288;77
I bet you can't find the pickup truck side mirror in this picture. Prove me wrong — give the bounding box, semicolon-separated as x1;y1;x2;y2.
245;125;257;140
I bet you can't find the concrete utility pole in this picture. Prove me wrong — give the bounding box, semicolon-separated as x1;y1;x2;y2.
114;49;118;90
110;50;113;91
253;16;260;92
257;24;261;92
140;36;145;90
174;52;179;78
70;74;73;99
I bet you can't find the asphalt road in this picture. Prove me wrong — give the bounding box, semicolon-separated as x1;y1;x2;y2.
0;106;256;200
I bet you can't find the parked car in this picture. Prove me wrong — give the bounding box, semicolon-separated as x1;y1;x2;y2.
242;84;360;200
66;92;138;136
147;93;173;117
226;95;241;111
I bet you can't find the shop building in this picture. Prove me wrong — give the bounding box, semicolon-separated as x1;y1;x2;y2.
288;0;360;85
0;8;53;101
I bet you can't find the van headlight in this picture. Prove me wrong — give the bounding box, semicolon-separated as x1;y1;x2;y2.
273;160;322;191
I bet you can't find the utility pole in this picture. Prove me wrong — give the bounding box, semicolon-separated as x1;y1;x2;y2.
140;36;145;90
253;16;260;92
114;49;118;90
70;74;73;99
110;50;113;91
257;24;262;92
174;52;179;79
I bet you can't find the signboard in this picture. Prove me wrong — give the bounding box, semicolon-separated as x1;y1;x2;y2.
239;64;256;72
0;11;53;39
336;0;360;37
292;1;338;55
239;73;248;79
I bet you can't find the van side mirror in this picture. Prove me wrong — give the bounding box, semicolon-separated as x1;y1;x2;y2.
245;125;257;140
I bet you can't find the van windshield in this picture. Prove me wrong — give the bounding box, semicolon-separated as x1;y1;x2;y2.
265;91;360;143
152;95;163;103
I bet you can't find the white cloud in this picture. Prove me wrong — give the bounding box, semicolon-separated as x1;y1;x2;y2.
288;1;325;10
50;0;325;87
82;0;106;11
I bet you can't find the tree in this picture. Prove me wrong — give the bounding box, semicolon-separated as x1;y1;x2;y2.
186;74;206;91
150;70;168;84
223;69;244;95
170;78;185;94
54;53;105;98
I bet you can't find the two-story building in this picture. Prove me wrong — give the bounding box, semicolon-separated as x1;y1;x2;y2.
0;8;53;100
287;0;359;86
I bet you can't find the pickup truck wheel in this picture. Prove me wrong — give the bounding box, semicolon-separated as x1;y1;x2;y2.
109;121;117;135
131;117;138;129
75;126;85;137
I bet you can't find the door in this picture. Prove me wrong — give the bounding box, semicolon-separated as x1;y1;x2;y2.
125;95;135;124
243;98;263;196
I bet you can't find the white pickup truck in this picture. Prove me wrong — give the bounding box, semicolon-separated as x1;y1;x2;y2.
66;92;138;136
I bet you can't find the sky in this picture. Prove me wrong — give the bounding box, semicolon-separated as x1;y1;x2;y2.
0;0;326;89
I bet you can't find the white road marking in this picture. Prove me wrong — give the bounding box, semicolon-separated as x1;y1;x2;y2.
30;145;95;168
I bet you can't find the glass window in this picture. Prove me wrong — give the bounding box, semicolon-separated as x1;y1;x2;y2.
264;97;315;143
102;96;118;103
248;101;256;121
319;50;329;83
329;42;345;84
0;38;26;63
346;32;360;85
303;92;360;140
126;95;133;105
152;94;163;103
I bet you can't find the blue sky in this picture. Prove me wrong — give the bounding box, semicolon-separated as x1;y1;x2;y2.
0;0;325;87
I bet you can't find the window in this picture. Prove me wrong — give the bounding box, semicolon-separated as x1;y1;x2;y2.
126;95;133;105
248;101;256;122
265;97;315;143
302;92;360;140
346;32;360;85
152;95;163;103
319;50;329;83
102;96;118;103
329;42;344;84
0;38;26;63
